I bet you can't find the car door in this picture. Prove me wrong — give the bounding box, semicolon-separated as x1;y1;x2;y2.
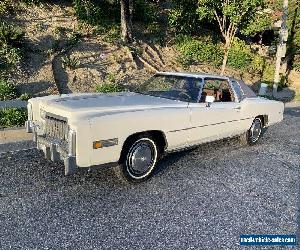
188;77;242;146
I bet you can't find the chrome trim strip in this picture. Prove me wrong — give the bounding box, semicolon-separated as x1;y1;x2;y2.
45;112;68;122
68;129;76;156
168;117;254;133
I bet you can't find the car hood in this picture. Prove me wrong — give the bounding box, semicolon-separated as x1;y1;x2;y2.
39;92;188;121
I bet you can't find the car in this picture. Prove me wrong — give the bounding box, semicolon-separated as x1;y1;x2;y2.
25;72;284;182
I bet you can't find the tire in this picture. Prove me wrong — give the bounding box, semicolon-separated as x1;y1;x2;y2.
239;117;263;146
113;136;159;183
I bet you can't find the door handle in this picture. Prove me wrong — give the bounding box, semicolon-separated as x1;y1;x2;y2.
234;106;241;110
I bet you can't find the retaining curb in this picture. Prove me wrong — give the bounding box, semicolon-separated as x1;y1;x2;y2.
0;127;33;144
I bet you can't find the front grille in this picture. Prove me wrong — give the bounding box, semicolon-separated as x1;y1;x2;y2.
44;113;69;141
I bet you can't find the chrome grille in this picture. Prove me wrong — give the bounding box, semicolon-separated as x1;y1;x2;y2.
44;114;68;141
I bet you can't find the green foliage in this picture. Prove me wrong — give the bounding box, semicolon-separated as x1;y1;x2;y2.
168;0;199;34
175;35;223;67
0;21;24;77
294;60;300;72
103;25;121;43
0;47;22;69
241;11;272;36
62;55;80;69
0;108;27;128
251;54;265;73
227;38;252;70
95;83;126;93
0;79;18;101
19;92;31;101
0;21;24;47
197;0;266;27
73;0;119;26
133;0;158;24
261;63;275;84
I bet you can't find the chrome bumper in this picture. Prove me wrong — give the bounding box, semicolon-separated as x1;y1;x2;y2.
26;120;78;176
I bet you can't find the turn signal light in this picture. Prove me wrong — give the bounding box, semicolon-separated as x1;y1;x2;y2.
93;141;102;149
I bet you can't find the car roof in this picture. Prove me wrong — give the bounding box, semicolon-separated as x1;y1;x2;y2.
156;71;229;80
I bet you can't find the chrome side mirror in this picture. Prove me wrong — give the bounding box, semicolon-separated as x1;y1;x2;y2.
205;95;215;107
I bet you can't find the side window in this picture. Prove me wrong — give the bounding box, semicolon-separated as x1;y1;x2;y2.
200;78;234;103
231;80;243;102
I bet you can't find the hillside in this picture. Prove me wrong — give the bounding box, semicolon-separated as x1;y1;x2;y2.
1;0;300;101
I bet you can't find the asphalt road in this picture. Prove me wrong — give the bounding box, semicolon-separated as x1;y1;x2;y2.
0;107;299;250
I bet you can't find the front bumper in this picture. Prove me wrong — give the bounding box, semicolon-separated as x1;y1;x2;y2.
26;120;78;175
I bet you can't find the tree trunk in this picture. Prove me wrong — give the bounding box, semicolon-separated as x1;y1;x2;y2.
221;40;230;75
120;0;133;44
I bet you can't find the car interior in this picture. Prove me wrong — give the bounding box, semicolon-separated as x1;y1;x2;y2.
200;78;234;103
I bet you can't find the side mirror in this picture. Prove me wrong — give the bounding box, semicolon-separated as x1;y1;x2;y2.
205;95;215;107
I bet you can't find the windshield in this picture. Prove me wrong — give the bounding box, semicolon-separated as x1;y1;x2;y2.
134;75;202;103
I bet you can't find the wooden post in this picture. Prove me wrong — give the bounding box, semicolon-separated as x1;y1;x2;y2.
274;0;288;95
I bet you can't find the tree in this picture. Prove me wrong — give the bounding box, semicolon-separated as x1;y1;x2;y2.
197;0;268;75
120;0;133;44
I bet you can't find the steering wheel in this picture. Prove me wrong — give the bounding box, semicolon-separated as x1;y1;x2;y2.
178;91;191;101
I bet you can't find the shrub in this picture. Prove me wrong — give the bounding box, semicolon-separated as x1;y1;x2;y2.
261;63;275;84
73;0;119;26
0;21;24;47
251;54;265;73
0;46;21;66
0;108;27;128
294;60;300;72
175;35;223;67
0;0;16;15
95;83;126;93
19;92;31;101
0;80;18;100
227;38;252;70
62;55;80;69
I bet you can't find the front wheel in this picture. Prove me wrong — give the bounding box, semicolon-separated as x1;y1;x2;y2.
240;117;263;145
114;137;159;183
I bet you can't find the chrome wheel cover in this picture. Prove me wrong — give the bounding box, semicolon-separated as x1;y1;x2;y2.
250;119;262;143
126;139;157;179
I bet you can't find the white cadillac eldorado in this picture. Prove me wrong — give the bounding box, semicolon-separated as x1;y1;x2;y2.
26;72;284;182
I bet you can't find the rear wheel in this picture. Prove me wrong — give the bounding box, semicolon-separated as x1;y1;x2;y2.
240;117;263;145
114;136;159;183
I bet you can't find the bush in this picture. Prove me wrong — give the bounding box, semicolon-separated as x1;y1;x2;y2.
0;108;27;128
19;92;31;101
0;80;18;100
251;54;265;73
227;38;252;70
73;0;119;26
95;83;126;93
261;63;275;84
175;35;223;67
294;59;300;72
0;21;24;47
62;55;80;69
0;46;21;66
